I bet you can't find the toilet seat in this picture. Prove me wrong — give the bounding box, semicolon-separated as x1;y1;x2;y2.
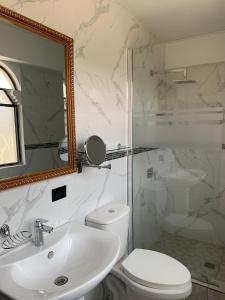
111;249;192;300
121;249;191;290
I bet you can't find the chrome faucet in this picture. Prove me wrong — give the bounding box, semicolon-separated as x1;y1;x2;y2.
33;219;53;247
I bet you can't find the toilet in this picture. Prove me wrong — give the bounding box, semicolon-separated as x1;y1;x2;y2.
86;202;192;300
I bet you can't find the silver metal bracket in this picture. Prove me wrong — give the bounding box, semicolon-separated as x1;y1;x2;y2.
77;160;111;173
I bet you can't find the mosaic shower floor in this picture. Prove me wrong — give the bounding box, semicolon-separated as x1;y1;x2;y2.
152;232;225;293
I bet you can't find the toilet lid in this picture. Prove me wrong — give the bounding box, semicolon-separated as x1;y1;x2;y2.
121;249;191;290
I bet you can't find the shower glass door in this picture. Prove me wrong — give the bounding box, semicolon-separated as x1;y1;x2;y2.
131;41;225;292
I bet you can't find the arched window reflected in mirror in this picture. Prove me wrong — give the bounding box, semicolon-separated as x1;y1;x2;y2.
0;66;22;167
0;66;15;90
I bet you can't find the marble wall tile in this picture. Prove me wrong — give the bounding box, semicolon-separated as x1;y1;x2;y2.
133;61;225;149
132;151;167;249
133;147;225;247
159;62;225;111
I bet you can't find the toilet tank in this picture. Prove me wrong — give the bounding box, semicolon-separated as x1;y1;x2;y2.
86;202;130;261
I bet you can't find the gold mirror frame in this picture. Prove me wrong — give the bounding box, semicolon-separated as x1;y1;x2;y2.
0;5;76;190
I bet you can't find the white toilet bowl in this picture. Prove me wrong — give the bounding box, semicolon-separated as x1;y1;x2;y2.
86;203;192;300
105;249;191;300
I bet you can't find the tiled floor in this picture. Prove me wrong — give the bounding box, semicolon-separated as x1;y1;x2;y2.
188;284;225;300
153;232;225;292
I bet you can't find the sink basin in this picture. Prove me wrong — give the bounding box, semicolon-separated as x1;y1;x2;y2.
0;221;120;300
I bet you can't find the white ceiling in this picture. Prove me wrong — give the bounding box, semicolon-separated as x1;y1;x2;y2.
119;0;225;42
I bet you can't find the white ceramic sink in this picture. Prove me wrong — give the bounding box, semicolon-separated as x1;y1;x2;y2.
0;220;120;300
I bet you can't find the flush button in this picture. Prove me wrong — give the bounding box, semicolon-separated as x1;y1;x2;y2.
108;209;115;213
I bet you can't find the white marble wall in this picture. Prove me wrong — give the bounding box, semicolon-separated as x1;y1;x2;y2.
132;45;165;148
133;150;167;249
157;62;225;246
0;0;158;258
159;62;225;111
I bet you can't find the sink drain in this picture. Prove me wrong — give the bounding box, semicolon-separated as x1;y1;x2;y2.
54;276;68;286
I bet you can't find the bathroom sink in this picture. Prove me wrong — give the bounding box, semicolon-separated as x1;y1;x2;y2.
0;221;120;300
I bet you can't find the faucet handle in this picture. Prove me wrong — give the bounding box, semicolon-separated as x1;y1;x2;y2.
35;218;48;226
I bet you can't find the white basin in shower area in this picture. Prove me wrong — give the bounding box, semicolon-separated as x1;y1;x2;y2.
161;168;206;214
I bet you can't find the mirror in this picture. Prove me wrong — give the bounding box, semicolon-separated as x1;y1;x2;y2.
0;5;76;190
84;136;106;165
77;135;111;173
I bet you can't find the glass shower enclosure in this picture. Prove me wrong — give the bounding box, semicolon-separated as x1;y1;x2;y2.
131;36;225;293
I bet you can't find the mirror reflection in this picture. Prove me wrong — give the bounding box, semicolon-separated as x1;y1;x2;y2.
0;18;69;181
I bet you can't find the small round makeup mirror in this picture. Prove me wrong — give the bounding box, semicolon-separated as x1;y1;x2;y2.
84;135;106;165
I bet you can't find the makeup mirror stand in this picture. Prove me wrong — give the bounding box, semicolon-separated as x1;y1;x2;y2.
77;136;111;174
